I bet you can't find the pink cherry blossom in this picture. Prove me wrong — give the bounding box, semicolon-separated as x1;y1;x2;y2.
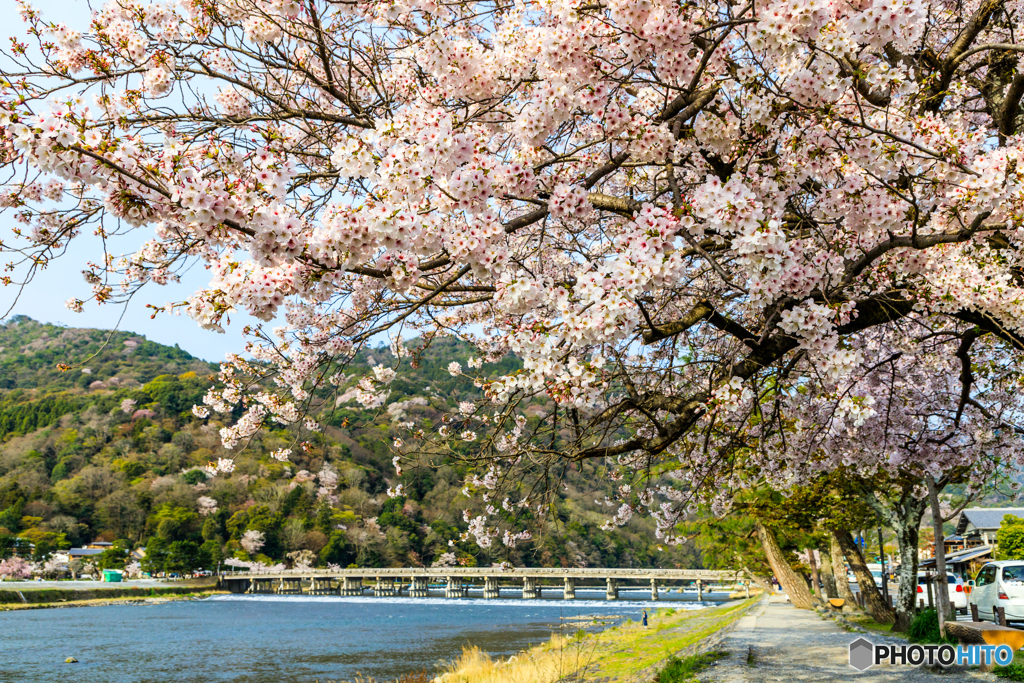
4;0;1024;552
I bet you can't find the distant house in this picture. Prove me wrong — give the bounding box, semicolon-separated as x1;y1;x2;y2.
955;508;1024;547
84;541;113;550
944;535;968;554
919;545;993;579
10;537;35;558
68;548;105;562
130;548;146;562
922;535;970;559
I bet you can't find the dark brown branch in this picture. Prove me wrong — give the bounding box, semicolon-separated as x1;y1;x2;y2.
840;213;994;287
954;329;979;426
641;301;715;344
656;85;720;125
952;310;1024;350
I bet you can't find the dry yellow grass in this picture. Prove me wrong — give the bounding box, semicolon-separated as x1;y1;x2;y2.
437;632;598;683
436;599;757;683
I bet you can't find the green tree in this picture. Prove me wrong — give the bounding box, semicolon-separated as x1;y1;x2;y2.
0;499;24;532
201;517;222;542
153;505;198;542
97;542;129;570
319;531;355;567
199;539;223;568
314;501;334;536
141;537;169;574
996;515;1024;560
165;541;200;573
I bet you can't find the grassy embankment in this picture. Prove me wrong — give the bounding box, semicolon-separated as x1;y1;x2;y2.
0;580;222;609
436;597;758;683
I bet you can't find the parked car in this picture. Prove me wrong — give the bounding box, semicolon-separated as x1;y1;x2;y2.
969;561;1024;622
917;573;968;614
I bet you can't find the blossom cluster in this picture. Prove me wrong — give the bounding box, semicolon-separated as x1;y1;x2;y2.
5;0;1024;553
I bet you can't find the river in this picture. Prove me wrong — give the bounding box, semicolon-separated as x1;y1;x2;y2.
0;588;727;682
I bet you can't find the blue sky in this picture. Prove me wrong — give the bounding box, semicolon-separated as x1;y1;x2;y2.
3;234;264;363
0;0;274;362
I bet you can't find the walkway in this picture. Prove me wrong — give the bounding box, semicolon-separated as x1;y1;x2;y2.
702;595;990;682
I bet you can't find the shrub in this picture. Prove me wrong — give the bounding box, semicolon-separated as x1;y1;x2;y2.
995;662;1024;681
907;608;956;644
657;650;729;683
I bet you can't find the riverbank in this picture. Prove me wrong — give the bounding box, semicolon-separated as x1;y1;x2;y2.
434;597;759;683
0;580;223;610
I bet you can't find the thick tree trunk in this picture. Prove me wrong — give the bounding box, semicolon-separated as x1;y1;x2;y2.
756;522;815;609
830;534;857;602
806;548;822;599
834;529;896;624
819;547;839;599
893;514;924;632
927;478;952;637
859;486;930;632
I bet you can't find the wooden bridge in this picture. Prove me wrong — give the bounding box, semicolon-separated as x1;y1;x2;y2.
218;567;749;601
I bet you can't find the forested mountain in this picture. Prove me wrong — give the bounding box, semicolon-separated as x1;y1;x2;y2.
0;316;699;573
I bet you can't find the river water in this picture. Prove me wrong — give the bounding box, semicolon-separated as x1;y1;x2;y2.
0;588;727;682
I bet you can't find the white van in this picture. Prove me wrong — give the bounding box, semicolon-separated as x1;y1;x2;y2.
969;561;1024;622
866;563;885;588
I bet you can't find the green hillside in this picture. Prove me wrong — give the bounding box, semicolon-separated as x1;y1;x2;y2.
0;316;700;573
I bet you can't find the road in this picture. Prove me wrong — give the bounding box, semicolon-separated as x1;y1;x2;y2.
4;579;188;589
702;595;988;682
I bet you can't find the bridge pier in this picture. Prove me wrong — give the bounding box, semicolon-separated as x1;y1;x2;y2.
522;577;541;599
277;577;303;594
651;579;659;601
696;579;703;601
341;576;364;596
483;576;500;599
563;577;575;600
446;576;467;598
309;577;334;595
374;576;402;596
606;577;618;600
409;575;429;597
251;578;275;594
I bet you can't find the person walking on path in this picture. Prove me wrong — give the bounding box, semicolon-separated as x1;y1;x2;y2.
642;610;648;627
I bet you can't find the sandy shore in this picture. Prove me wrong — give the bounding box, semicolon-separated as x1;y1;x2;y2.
0;581;223;611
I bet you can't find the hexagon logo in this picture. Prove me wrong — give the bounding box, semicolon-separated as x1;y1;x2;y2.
849;638;875;671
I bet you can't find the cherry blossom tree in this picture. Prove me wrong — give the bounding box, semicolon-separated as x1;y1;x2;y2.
0;556;35;580
39;555;67;579
751;330;1024;630
225;557;285;573
5;0;1024;547
285;549;316;569
197;495;219;516
239;529;266;556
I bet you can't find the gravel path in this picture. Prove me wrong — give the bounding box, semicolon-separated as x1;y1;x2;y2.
701;595;992;682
